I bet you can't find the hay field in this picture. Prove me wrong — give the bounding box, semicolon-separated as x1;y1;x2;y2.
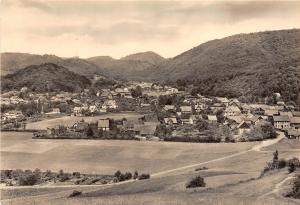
1;132;256;174
1;131;299;205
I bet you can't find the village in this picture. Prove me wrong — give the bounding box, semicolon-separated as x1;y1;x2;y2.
1;79;300;142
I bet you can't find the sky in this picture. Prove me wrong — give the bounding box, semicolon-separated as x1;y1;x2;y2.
1;0;300;59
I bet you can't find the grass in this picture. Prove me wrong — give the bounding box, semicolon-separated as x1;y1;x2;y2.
1;132;256;174
1;130;299;205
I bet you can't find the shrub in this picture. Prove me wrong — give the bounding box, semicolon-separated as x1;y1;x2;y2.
186;176;206;188
285;175;300;199
69;190;82;197
138;174;150;180
289;163;296;173
59;174;70;182
18;174;39;186
195;167;208;171
278;159;287;169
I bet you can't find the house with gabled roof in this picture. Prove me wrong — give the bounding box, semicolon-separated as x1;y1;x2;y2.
164;105;175;112
194;103;207;113
264;109;279;117
134;124;157;137
98;119;110;131
286;129;300;139
180;106;192;114
279;111;293;118
224;106;241;117
73;107;83;116
164;117;178;125
237;121;251;135
207;115;218;123
273;115;290;130
290;117;300;130
216;97;229;106
292;111;300;117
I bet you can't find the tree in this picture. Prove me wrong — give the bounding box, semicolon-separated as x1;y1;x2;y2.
85;125;94;137
155;124;171;139
133;171;139;180
261;123;277;139
131;86;143;98
195;118;209;132
272;150;279;169
114;170;121;179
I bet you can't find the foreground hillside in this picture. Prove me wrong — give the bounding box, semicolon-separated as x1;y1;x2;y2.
1;133;299;205
1;63;91;92
149;29;300;104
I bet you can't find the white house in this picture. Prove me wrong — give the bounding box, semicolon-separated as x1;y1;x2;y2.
273;115;290;130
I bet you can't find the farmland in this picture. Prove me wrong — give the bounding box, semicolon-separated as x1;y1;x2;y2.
1;132;256;174
1;139;299;205
1;131;299;205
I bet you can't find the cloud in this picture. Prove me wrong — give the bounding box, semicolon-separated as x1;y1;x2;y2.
1;0;300;58
19;0;53;11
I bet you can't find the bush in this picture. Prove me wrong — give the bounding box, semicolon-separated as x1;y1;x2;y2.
278;159;287;169
138;174;150;180
59;174;70;182
289;163;296;173
186;176;206;188
286;175;300;199
18;174;39;186
195;167;208;171
69;190;82;197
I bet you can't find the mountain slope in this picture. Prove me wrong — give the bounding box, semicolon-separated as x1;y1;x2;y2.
120;51;165;65
149;29;300;103
1;63;91;92
1;51;165;80
86;51;165;80
1;53;106;77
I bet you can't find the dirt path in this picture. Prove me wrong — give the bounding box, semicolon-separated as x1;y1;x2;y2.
152;132;286;177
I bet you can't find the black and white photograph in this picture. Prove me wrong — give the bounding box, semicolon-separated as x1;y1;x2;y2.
0;0;300;204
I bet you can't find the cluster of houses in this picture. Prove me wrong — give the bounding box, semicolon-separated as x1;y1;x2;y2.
158;94;299;139
43;113;160;140
1;83;300;141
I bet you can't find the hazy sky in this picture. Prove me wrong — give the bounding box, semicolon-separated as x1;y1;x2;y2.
2;0;300;58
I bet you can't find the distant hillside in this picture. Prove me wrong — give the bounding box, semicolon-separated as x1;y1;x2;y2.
1;53;107;77
149;29;300;104
1;63;91;92
86;51;165;80
120;51;165;65
1;53;62;76
1;51;165;80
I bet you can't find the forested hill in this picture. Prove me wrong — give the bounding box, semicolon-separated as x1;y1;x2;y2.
1;63;91;92
148;29;300;105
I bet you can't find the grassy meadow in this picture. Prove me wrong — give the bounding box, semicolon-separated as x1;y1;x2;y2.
1;132;256;174
1;131;299;205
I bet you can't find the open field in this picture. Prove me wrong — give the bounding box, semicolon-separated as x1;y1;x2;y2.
1;131;299;205
25;112;144;130
1;132;256;174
